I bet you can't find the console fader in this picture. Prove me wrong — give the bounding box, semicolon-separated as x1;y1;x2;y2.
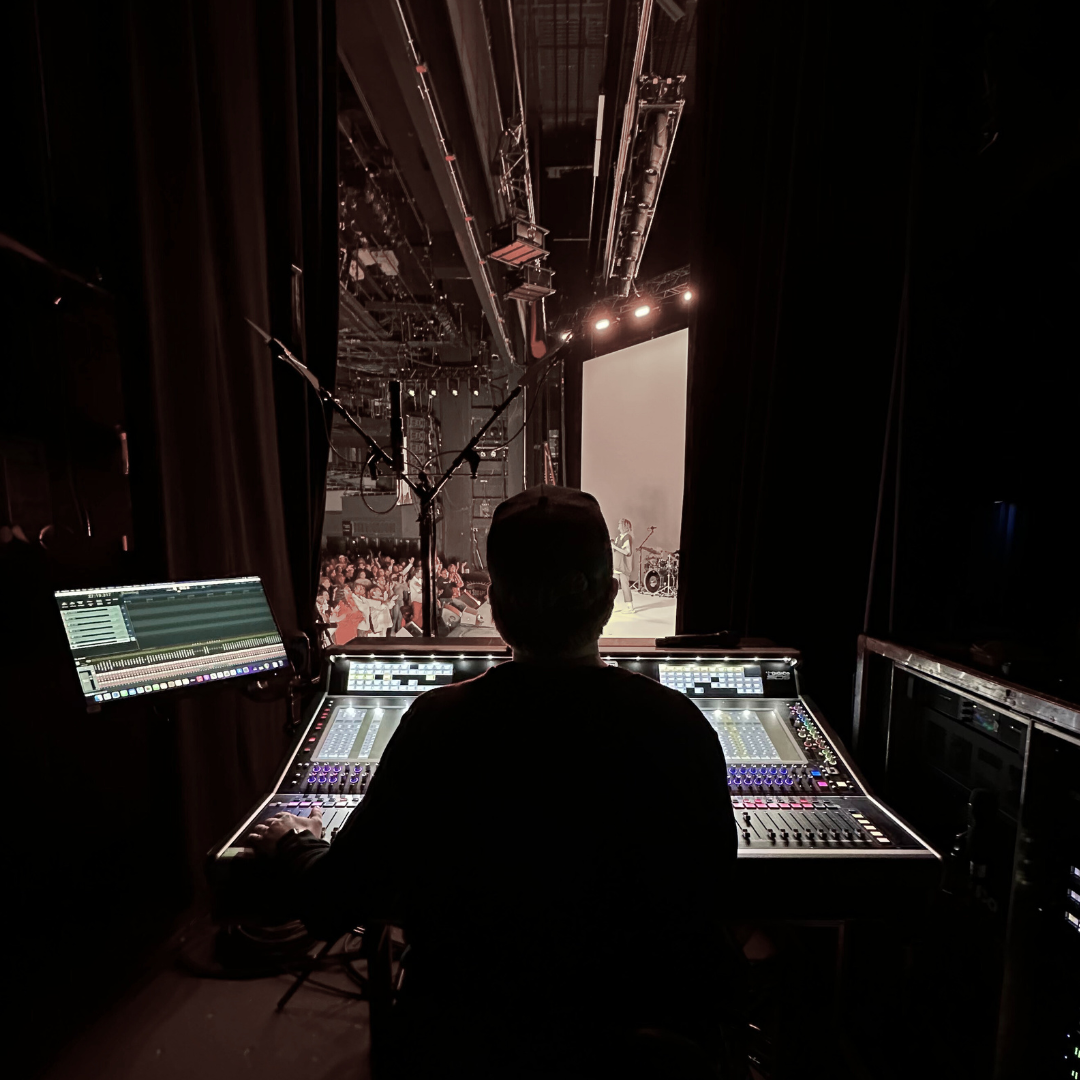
211;644;939;912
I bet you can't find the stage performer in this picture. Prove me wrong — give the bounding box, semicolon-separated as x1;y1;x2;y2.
246;486;747;1079
612;517;635;613
406;565;423;626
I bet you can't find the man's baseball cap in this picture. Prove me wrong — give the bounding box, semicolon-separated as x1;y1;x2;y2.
486;486;613;609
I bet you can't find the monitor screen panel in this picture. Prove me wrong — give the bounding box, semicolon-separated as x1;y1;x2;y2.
696;705;806;764
55;576;289;704
312;700;409;762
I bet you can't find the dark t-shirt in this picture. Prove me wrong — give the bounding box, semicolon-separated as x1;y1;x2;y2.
277;660;742;1070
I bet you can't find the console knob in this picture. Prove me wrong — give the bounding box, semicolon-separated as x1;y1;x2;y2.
793;830;802;840
767;830;776;842
780;830;789;841
742;812;751;824
830;830;840;840
741;829;751;841
843;830;853;840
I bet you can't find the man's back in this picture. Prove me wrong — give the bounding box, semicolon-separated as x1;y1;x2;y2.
281;661;741;1068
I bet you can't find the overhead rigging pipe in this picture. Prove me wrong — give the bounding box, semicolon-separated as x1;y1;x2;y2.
385;0;518;368
601;0;655;285
613;103;681;295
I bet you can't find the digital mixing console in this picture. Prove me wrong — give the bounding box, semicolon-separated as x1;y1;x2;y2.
211;645;939;913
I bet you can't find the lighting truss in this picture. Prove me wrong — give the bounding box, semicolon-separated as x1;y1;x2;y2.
551;265;690;341
605;75;687;297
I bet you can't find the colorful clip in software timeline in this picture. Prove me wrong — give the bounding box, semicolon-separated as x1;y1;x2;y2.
91;659;286;701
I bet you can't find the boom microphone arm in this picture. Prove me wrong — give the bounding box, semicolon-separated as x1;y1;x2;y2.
249;319;571;637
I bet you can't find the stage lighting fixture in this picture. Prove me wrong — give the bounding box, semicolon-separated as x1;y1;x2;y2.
683;289;693;302
469;376;480;396
633;304;652;318
449;378;459;396
487;218;550;267
429;386;437;397
594;317;612;331
407;385;416;398
560;330;572;341
505;264;555;301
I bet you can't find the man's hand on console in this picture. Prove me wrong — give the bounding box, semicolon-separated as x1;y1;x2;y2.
247;805;324;855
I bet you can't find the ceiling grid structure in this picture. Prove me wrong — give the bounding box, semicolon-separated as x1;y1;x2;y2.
527;0;608;131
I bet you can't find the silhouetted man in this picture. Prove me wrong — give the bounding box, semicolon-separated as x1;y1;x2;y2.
250;486;746;1077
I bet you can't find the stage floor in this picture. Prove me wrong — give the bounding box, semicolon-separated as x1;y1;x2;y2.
602;593;677;639
445;594;677;641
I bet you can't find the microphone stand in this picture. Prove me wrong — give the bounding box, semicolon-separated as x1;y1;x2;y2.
636;525;656;590
249;320;565;638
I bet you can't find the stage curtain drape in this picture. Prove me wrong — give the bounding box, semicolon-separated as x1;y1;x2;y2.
3;0;337;1057
122;0;338;879
677;0;917;721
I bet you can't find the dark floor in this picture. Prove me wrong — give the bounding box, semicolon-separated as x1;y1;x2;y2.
39;913;904;1080
42;917;374;1080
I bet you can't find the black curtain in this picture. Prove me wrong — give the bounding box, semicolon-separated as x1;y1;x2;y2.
679;0;1077;720
125;0;338;636
2;1;337;1066
678;0;917;721
121;0;338;882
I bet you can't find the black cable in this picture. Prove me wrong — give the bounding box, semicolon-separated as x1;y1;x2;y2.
360;437;431;515
865;70;922;636
360;487;400;515
316;394;397;516
489;354;561;453
311;380;352;465
314;379;430;517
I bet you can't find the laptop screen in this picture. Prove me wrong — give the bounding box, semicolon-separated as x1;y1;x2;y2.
55;576;289;704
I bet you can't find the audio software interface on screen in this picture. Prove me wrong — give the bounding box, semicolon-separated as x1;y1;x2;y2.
56;576;289;703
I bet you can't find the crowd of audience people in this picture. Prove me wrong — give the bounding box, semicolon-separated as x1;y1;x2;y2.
315;546;481;643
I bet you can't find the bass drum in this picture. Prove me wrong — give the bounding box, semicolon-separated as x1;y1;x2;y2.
644;569;663;594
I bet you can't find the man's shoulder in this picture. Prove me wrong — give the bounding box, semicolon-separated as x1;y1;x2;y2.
399;669;495;720
606;667;716;728
403;663;710;727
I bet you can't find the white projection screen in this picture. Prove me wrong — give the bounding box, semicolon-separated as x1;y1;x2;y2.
581;328;688;637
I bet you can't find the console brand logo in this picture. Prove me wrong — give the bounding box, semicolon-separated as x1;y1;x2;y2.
766;671;791;680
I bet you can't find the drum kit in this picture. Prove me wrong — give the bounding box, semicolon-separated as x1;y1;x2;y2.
637;546;679;597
